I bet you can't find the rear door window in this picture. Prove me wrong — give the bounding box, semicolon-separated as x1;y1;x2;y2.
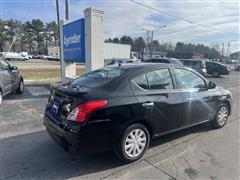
132;74;148;89
132;68;174;90
146;69;173;90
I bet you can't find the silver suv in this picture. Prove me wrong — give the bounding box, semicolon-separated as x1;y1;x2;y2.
0;59;24;105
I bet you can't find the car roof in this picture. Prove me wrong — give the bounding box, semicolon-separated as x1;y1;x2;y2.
206;61;224;65
180;59;203;61
107;63;179;70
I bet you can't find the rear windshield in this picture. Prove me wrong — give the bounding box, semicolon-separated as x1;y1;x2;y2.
169;59;183;66
146;59;170;63
71;67;126;88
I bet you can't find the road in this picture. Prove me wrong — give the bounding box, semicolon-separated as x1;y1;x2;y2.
9;60;84;69
0;71;239;180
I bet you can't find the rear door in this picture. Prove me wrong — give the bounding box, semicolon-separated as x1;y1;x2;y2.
131;68;184;135
206;62;215;74
174;68;215;126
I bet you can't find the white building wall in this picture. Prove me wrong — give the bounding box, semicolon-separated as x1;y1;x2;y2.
48;47;60;56
104;43;131;59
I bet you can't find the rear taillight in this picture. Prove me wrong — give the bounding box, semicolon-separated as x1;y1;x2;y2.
225;65;230;70
67;100;107;123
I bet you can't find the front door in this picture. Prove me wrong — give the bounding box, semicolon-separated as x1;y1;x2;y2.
174;68;215;126
131;68;184;135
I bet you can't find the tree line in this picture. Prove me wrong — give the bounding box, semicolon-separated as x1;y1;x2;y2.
0;19;221;59
0;19;58;54
105;36;221;59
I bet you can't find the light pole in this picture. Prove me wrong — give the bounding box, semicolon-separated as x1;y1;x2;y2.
142;25;167;58
65;0;70;20
226;40;236;57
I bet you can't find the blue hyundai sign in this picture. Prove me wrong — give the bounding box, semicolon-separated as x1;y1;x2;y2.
63;18;85;62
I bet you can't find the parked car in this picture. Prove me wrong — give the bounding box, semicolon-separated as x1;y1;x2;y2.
106;58;140;66
205;61;230;77
44;63;232;162
180;59;207;76
234;64;240;71
145;57;183;66
0;59;24;105
3;52;29;61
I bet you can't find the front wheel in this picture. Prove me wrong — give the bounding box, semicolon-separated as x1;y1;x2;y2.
212;71;220;77
211;104;229;129
16;80;24;94
115;123;150;163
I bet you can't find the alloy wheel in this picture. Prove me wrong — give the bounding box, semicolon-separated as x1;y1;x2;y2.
217;106;228;126
0;91;2;106
20;81;24;92
124;129;147;158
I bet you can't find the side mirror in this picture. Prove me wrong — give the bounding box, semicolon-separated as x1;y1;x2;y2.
11;66;18;71
208;81;216;89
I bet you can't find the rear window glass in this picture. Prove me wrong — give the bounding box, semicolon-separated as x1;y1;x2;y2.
71;68;126;88
146;59;170;63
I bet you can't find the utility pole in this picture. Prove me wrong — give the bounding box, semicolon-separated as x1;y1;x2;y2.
226;42;230;57
65;0;70;20
226;40;236;57
150;30;154;58
55;0;63;79
221;42;224;57
142;25;167;58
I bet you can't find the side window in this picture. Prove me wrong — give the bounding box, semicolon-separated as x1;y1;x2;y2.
0;60;10;70
146;69;173;90
132;74;148;90
157;59;170;63
175;68;206;89
182;61;191;66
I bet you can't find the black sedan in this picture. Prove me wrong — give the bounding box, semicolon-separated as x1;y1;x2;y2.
205;61;230;77
44;64;232;162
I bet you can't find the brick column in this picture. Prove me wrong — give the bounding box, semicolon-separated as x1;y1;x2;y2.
84;7;104;72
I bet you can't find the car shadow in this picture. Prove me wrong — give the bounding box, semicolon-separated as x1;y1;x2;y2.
4;83;50;101
1;122;213;179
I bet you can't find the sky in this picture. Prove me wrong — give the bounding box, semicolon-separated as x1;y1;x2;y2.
1;0;239;53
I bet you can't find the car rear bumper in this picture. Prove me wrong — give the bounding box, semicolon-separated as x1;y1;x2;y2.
43;111;122;153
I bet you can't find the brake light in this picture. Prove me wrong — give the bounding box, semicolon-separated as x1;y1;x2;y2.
67;100;107;123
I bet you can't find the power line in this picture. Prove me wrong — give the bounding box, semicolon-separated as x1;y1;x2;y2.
130;0;238;36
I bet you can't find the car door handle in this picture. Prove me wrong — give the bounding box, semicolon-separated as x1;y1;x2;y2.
142;102;154;107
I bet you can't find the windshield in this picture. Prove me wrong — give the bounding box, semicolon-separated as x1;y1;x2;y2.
71;67;126;88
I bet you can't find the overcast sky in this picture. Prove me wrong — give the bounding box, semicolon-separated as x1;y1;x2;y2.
1;0;239;53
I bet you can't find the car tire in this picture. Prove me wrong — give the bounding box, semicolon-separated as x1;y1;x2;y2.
115;123;150;163
0;91;3;106
211;103;229;129
212;71;220;77
16;80;24;94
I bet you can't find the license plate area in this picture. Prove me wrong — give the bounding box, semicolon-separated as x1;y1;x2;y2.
51;100;60;114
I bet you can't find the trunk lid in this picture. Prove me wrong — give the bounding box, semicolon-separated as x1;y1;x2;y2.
48;84;90;122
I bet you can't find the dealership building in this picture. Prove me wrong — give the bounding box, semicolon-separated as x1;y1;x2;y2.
48;42;131;61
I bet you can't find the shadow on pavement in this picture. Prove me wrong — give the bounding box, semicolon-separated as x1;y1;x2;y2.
0;122;213;179
4;83;50;101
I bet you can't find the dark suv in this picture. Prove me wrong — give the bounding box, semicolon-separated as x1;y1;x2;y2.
180;59;207;76
205;61;230;77
0;59;24;105
145;57;183;66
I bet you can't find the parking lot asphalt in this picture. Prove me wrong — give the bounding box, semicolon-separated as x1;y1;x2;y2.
0;71;239;180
